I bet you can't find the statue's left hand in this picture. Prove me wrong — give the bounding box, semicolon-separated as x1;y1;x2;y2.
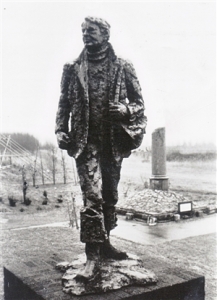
109;102;129;121
56;132;70;150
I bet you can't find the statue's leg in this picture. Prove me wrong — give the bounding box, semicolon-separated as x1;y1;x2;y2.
74;242;101;282
74;142;107;281
101;154;128;260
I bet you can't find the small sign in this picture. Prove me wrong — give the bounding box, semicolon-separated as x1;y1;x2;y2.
178;201;193;214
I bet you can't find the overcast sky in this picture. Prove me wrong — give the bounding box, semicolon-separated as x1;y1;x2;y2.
1;1;216;148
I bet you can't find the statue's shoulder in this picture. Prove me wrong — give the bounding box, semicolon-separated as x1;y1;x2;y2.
63;60;77;70
63;49;86;71
116;57;136;74
62;60;80;78
123;59;136;74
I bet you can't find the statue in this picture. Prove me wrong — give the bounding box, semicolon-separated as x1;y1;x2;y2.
55;17;150;292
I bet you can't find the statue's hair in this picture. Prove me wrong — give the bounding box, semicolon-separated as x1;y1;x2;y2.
82;16;110;40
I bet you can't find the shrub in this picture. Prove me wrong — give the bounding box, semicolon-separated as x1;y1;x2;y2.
8;196;17;207
43;190;48;198
25;198;31;206
57;194;63;203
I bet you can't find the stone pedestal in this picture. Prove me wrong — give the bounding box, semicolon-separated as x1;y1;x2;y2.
150;127;169;190
4;263;205;300
56;253;157;296
3;226;205;300
149;176;169;191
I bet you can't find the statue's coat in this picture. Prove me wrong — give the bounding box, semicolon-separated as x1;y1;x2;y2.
55;44;147;159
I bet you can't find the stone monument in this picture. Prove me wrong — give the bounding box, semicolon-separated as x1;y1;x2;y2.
150;127;169;190
55;16;156;295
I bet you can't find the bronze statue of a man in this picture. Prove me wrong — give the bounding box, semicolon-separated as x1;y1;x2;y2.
55;17;147;282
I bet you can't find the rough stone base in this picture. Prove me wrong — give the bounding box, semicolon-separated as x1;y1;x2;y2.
56;253;157;295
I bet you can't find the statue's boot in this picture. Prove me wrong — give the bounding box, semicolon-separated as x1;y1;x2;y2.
75;243;100;282
101;233;128;260
102;206;128;260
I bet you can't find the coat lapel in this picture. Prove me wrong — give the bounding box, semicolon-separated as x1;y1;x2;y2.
76;49;89;100
108;58;121;103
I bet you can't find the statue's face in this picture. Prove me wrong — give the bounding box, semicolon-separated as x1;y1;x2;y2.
82;21;105;47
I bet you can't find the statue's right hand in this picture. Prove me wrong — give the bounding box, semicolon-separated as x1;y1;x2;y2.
56;132;70;150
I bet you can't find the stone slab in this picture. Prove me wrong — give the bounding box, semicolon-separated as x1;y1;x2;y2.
3;226;206;300
4;260;204;300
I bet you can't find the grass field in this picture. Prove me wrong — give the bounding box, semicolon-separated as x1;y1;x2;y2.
0;152;216;217
0;152;216;300
120;155;216;193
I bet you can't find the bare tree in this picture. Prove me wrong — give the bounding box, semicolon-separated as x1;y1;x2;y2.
47;145;58;185
61;150;67;184
72;158;78;185
21;165;26;184
71;193;79;229
9;138;12;165
143;147;151;162
32;145;39;187
21;165;28;205
39;149;45;185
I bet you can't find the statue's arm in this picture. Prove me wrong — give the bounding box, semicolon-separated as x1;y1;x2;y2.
55;64;72;149
55;64;72;134
124;61;145;123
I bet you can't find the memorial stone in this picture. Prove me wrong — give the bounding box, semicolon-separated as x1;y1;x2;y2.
150;127;169;190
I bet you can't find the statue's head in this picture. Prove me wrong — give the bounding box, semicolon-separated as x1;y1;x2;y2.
81;17;110;49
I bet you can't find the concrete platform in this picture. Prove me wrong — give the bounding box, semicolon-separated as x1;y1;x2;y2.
2;224;207;300
4;252;205;300
4;265;205;300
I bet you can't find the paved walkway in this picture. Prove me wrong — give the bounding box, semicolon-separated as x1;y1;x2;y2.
113;214;217;244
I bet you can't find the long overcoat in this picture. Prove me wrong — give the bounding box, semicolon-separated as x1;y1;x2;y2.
55;44;147;159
